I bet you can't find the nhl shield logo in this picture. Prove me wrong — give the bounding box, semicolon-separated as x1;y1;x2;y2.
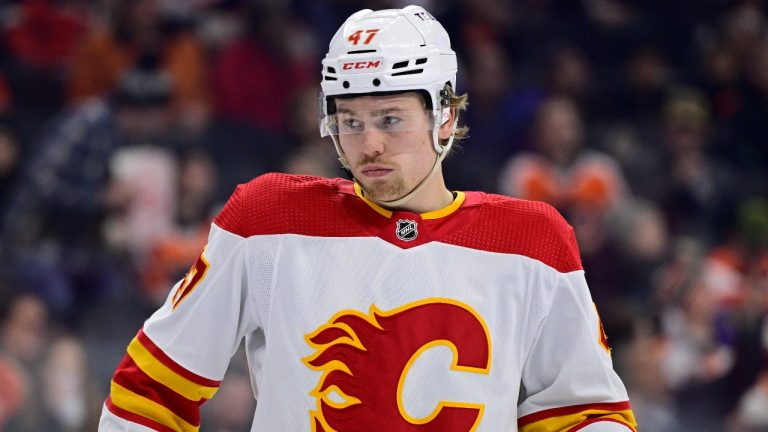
395;219;418;242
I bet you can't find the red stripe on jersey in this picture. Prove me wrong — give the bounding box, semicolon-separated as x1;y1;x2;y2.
518;401;633;426
569;417;636;431
105;396;179;432
214;173;582;273
214;174;375;239
437;194;582;272
137;329;221;387
112;353;203;426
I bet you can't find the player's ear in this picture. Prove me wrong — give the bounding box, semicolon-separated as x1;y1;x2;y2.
438;107;456;140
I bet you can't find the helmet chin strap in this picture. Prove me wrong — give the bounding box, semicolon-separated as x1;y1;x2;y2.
333;117;458;210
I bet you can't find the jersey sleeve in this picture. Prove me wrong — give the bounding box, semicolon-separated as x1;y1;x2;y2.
517;252;637;430
99;185;266;432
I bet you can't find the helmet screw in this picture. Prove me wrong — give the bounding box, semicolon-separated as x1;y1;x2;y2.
373;78;381;86
342;81;350;89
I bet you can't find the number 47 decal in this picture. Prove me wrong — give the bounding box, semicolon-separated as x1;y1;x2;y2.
348;28;379;45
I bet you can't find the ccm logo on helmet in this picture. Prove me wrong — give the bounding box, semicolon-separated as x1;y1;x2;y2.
342;60;381;71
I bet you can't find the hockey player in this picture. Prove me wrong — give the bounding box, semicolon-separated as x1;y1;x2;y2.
99;5;637;431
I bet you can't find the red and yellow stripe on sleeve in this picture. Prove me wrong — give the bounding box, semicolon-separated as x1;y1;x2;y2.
518;401;637;432
105;329;221;432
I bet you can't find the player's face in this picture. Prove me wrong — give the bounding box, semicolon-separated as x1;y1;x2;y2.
334;92;437;203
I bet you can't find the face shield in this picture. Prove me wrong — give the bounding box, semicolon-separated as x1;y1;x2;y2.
319;94;451;139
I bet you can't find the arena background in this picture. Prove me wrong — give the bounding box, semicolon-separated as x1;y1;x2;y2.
1;1;767;430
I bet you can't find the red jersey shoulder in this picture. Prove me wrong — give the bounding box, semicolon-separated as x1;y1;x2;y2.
443;193;583;273
213;173;369;238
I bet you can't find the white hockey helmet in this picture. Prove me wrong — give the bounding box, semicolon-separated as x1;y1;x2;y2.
319;6;457;147
320;5;459;207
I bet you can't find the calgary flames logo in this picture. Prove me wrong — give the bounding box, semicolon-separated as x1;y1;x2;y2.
302;298;491;432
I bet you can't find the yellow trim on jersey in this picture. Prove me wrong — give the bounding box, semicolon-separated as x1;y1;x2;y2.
421;191;465;219
110;381;199;432
127;337;219;401
353;182;465;219
353;182;393;217
520;409;637;432
171;250;210;311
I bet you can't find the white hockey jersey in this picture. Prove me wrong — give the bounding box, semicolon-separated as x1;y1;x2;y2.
99;173;637;432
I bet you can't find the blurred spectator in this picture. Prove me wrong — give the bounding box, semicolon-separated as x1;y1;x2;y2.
2;0;87;70
598;121;663;201
0;292;47;364
586;199;670;345
657;268;735;430
41;336;99;431
610;200;670;300
702;198;768;309
498;95;628;214
282;86;339;178
734;371;768;432
0;291;98;431
141;150;219;303
105;145;178;259
458;0;514;45
698;44;741;122
619;322;679;432
176;150;218;229
200;2;314;198
614;46;673;129
211;1;315;133
1;64;175;323
545;46;595;118
196;1;249;52
68;0;209;134
720;3;765;75
718;273;768;431
727;38;768;188
444;38;543;191
0;354;26;430
0;291;48;430
656;87;737;241
1;0;88;136
701;198;768;429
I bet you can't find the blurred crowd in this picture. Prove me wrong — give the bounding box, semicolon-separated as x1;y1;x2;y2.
0;0;767;431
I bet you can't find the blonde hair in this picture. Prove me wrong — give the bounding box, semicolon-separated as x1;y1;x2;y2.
441;87;469;148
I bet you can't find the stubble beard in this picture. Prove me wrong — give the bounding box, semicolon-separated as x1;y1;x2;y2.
360;176;406;202
354;158;407;202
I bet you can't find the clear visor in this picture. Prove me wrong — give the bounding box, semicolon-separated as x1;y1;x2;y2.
320;108;443;137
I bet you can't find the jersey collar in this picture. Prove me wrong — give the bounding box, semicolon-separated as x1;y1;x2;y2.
352;182;466;220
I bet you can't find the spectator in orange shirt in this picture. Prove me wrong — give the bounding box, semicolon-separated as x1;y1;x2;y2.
498;95;628;213
67;0;209;133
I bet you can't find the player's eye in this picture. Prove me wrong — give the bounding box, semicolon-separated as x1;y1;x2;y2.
341;118;364;133
380;116;402;129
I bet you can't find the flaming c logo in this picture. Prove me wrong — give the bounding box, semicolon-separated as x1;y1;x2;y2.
303;298;492;432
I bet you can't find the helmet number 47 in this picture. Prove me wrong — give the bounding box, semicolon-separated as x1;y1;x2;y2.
348;29;379;45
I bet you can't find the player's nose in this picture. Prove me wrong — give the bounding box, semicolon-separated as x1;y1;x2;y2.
360;129;386;156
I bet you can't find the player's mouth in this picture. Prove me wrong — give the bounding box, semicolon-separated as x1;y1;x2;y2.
360;165;394;178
